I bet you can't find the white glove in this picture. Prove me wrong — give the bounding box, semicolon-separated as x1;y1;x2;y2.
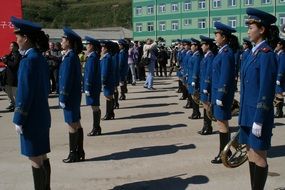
191;82;195;87
216;99;223;106
59;102;66;109
15;125;23;135
276;80;281;85
85;91;90;96
252;122;262;137
203;89;208;94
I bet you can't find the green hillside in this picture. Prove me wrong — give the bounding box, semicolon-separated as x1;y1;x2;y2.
22;0;132;29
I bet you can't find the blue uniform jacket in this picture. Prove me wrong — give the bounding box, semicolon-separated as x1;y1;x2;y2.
119;49;128;82
13;48;51;156
276;51;285;93
239;41;277;127
112;53;120;86
187;51;201;94
240;49;251;69
200;51;214;103
100;52;115;96
84;51;101;105
211;45;236;120
177;49;187;78
59;50;82;123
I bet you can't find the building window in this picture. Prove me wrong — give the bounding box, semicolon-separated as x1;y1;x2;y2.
147;22;154;32
198;18;206;29
159;22;166;31
147;5;154;15
184;19;192;26
136;23;142;32
212;17;221;28
261;0;271;3
213;0;221;8
228;17;237;28
172;20;179;31
244;16;248;26
198;0;206;9
184;0;192;11
281;0;285;3
280;14;285;25
228;0;236;6
171;3;179;12
159;4;166;13
135;6;142;15
244;0;253;5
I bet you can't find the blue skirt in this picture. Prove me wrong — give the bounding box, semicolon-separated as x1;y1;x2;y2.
239;126;273;151
86;94;100;106
213;104;232;120
103;86;114;97
20;128;50;157
63;107;81;123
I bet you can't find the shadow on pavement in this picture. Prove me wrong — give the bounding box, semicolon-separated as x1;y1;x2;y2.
120;103;178;109
274;122;285;127
117;111;184;120
128;95;178;100
268;145;285;158
130;89;169;94
103;123;187;136
86;144;196;161
111;174;209;190
0;109;13;113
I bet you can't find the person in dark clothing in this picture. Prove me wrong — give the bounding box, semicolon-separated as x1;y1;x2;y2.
157;46;168;77
2;41;21;111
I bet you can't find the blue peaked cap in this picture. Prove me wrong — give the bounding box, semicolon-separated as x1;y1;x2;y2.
246;8;276;26
85;36;101;48
190;38;200;45
63;27;81;41
10;16;42;34
118;39;128;46
199;35;215;44
214;22;236;35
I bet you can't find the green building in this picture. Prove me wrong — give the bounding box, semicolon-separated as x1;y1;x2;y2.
132;0;285;45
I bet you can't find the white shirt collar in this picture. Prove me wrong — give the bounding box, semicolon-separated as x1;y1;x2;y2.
218;44;228;54
278;50;284;55
252;40;265;53
24;48;33;56
62;49;72;61
87;51;94;57
204;51;211;58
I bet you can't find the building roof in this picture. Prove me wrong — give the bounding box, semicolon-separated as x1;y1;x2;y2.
43;27;133;41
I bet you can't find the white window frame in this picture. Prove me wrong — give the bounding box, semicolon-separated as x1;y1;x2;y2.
198;19;206;29
244;0;253;5
228;0;237;6
159;4;166;13
228;17;237;28
261;0;271;4
281;0;285;3
147;22;154;32
280;14;285;26
198;0;206;9
171;3;179;12
213;0;221;8
212;18;221;28
184;1;191;11
147;5;154;15
184;19;192;26
159;22;166;31
136;23;142;32
135;6;142;15
171;20;179;31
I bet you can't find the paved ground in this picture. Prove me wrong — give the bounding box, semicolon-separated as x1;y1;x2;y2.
0;77;284;190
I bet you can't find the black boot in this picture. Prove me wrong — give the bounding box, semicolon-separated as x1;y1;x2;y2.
188;102;201;119
253;165;268;190
114;90;119;109
43;159;51;190
200;109;213;135
63;132;79;163
102;99;115;120
179;85;187;100
275;98;284;118
77;128;85;161
87;110;102;136
183;94;193;109
177;80;182;93
249;161;256;190
32;166;47;190
211;132;230;164
119;86;126;100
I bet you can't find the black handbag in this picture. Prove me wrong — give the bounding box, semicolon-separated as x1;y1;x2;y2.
140;50;151;66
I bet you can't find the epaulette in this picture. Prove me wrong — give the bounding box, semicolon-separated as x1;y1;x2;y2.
223;48;228;52
261;47;270;53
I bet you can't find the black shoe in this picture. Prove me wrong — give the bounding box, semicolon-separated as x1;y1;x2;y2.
63;132;79;163
188;113;201;119
211;154;222;164
6;104;14;110
201;126;213;135
77;128;85;161
119;95;126;100
102;113;115;120
32;166;47;190
87;127;102;136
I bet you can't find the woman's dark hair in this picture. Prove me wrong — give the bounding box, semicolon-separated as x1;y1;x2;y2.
11;41;19;50
253;22;280;49
228;34;240;53
208;42;218;55
68;38;83;54
15;31;49;52
110;43;119;56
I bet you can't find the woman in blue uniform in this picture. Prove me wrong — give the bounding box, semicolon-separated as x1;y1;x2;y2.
239;8;279;189
11;16;51;189
241;38;252;68
118;39;129;102
182;40;193;108
111;42;120;109
83;36;102;136
274;39;285;118
100;41;115;120
188;38;203;119
199;35;217;135
59;28;85;163
211;22;238;164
